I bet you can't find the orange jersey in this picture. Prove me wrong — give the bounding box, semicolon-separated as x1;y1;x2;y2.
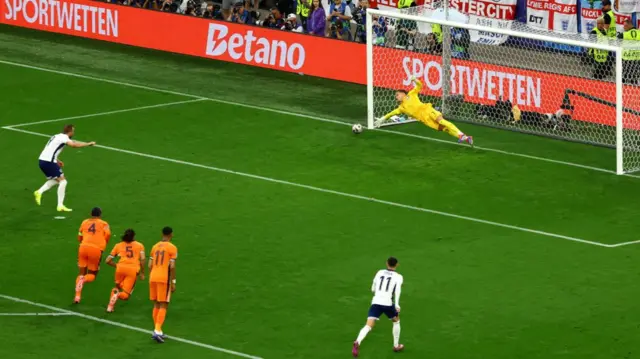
109;241;145;271
78;218;111;251
149;241;178;283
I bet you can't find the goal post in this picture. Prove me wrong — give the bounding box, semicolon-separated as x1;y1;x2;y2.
366;4;640;175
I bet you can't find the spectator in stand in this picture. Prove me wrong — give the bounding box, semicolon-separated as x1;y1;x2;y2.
425;33;442;54
277;0;297;19
307;0;326;36
352;0;368;43
262;7;286;28
451;27;470;59
296;0;312;32
601;0;617;38
372;12;387;45
589;17;610;80
231;0;254;24
618;19;640;84
395;1;417;49
222;0;233;21
282;13;304;32
327;0;352;39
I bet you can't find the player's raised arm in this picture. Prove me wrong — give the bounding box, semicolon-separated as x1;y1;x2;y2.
65;139;96;148
407;77;423;97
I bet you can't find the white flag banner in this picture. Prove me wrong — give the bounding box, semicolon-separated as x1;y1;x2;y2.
450;0;518;45
615;0;640;14
527;0;579;33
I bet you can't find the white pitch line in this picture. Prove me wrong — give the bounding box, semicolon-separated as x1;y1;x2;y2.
0;294;264;359
605;239;640;248
1;126;611;248
0;59;634;179
4;98;208;128
0;312;74;316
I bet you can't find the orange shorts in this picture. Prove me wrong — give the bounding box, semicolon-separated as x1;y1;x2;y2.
78;245;102;271
149;281;171;303
115;266;138;294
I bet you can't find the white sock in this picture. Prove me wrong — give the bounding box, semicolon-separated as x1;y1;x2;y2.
356;325;372;345
392;321;401;347
37;179;58;194
57;180;67;207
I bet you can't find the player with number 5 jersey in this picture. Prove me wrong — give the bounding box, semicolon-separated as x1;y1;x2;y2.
352;257;404;357
148;226;178;343
74;207;111;304
105;229;146;313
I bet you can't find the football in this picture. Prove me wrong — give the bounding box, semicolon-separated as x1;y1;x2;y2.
352;124;363;134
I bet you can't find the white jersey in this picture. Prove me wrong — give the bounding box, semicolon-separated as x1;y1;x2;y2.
39;134;70;162
371;269;403;307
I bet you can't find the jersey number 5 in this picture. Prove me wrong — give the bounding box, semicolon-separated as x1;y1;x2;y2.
379;276;392;292
155;250;165;266
125;246;134;258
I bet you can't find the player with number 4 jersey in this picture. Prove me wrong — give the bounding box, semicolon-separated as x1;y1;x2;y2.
352;257;404;357
148;226;178;343
75;207;111;304
105;229;145;313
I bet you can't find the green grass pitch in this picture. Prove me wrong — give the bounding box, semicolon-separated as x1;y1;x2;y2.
2;25;640;359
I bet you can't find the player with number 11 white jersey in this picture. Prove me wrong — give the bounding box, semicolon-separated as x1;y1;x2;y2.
352;256;404;357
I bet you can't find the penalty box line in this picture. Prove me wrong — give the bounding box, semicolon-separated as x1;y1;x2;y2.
1;126;616;249
0;294;264;359
0;60;637;179
3;98;208;129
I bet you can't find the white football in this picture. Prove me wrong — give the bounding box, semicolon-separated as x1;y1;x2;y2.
352;124;363;134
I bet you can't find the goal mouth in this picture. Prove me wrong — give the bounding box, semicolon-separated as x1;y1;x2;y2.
366;5;640;174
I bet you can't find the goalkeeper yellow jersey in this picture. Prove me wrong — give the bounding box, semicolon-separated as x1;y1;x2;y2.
382;80;436;122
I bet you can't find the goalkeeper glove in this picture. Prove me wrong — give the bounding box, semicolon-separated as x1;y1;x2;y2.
373;117;386;128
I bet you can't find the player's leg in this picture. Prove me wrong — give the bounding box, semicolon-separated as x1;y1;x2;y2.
35;161;62;205
390;316;403;352
353;306;382;357
107;269;126;312
83;248;102;283
75;247;89;303
117;270;137;301
55;175;72;212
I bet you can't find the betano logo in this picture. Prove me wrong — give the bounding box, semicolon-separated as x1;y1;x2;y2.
205;23;306;70
3;0;118;37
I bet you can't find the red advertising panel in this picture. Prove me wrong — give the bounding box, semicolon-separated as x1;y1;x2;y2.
0;0;366;83
2;0;637;128
374;47;640;127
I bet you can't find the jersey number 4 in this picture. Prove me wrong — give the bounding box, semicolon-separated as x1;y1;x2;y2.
379;276;392;292
88;223;96;234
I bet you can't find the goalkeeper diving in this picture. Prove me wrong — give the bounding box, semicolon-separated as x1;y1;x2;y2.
374;77;474;146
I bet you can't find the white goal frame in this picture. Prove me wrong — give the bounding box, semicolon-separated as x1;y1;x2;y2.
366;7;627;175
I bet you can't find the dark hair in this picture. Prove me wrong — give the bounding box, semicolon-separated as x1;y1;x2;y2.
91;207;102;217
311;0;323;11
162;226;173;236
396;89;408;94
122;229;136;243
387;256;398;267
602;0;611;6
63;124;75;134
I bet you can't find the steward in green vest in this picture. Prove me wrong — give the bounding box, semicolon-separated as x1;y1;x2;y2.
601;0;618;38
589;17;610;79
618;19;640;84
296;0;311;29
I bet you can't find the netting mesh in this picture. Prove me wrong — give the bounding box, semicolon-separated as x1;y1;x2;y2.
369;4;640;173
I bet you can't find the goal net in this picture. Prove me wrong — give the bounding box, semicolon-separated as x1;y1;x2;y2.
366;3;640;175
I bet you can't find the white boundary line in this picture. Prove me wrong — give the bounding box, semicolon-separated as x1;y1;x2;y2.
606;239;640;248
1;59;637;179
1;125;613;248
0;294;264;359
4;98;208;128
0;312;74;316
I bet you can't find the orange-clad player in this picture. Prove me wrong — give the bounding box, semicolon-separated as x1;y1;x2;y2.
148;226;178;343
105;229;146;313
75;207;111;304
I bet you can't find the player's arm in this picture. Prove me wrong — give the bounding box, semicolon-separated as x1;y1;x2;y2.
374;108;402;128
104;224;112;244
394;277;403;312
371;277;376;293
65;139;96;148
138;248;146;280
78;223;84;243
407;77;423;97
105;245;118;268
169;259;177;292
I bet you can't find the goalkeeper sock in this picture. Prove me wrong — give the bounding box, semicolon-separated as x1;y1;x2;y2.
439;119;463;138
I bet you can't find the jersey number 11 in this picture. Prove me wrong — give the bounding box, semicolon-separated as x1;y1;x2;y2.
379;276;392;292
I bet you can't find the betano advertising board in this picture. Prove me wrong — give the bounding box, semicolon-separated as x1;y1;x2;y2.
1;0;638;126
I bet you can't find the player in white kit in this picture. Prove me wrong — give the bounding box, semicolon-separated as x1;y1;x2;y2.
352;256;404;357
35;124;96;212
